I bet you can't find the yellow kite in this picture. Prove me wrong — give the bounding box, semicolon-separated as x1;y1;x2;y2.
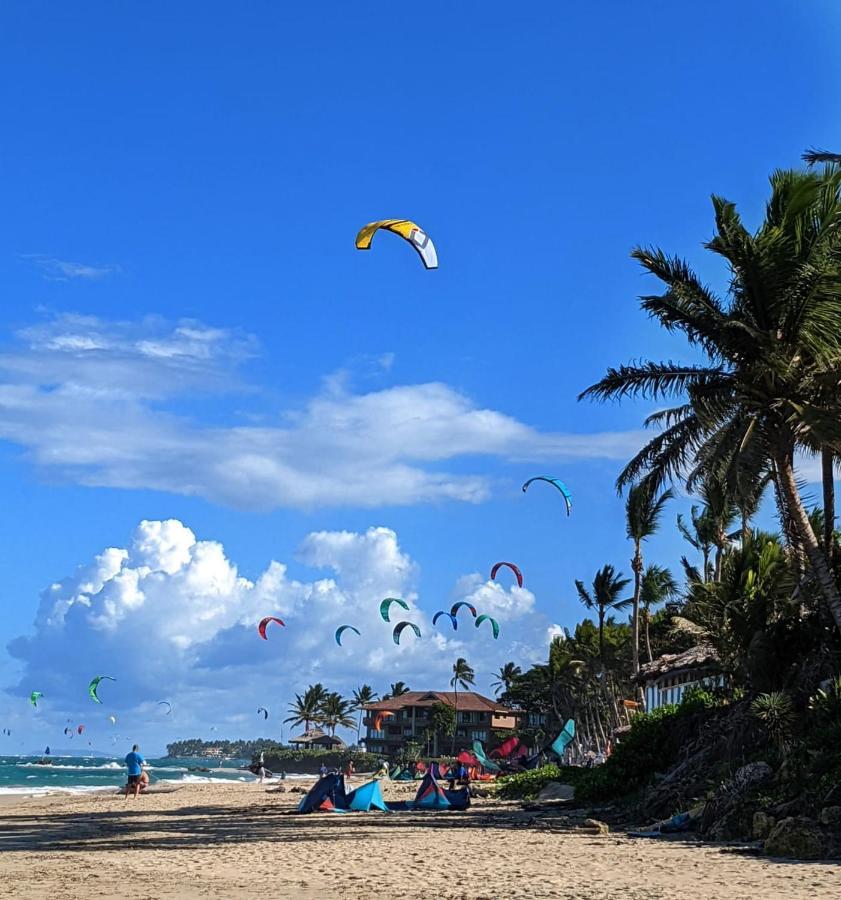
355;219;438;269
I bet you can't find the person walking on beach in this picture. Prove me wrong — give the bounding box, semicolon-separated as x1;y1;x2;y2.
124;744;145;799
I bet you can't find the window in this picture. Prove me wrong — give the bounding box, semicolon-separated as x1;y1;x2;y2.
369;729;385;739
471;730;487;741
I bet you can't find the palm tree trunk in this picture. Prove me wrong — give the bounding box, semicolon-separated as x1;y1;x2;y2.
714;544;723;582
702;548;710;582
822;448;835;557
598;610;605;666
450;685;458;756
631;543;642;676
643;606;653;663
776;448;841;636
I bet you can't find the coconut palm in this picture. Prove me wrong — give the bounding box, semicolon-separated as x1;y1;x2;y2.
382;681;410;701
450;657;475;755
580;168;841;638
639;564;678;663
491;662;522;696
350;684;378;742
284;683;328;731
625;482;673;674
318;692;356;736
677;505;716;582
575;565;632;666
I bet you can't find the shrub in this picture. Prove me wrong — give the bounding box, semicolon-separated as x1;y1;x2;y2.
496;764;584;800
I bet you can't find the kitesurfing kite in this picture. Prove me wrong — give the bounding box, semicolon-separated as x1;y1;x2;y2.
88;675;116;704
522;476;573;516
157;700;172;715
373;711;394;732
355;219;438;269
258;616;285;640
257;707;269;720
549;719;576;757
64;727;72;736
490;561;523;588
29;691;43;708
450;601;478;620
335;625;361;646
380;597;410;622
475;614;500;639
77;724;85;735
392;621;421;645
107;715;117;725
432;610;458;631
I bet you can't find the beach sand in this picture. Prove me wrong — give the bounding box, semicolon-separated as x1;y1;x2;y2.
0;781;837;900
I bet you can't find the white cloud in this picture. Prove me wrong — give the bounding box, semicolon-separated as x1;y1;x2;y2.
7;521;556;745
24;255;120;281
0;313;646;510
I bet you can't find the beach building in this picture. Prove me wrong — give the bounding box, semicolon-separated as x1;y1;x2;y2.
636;645;722;711
288;728;346;750
362;690;520;756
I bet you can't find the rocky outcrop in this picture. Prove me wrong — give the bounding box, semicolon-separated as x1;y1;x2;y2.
764;817;825;860
536;782;575;803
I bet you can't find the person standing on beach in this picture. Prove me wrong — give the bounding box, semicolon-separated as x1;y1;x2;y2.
124;744;145;799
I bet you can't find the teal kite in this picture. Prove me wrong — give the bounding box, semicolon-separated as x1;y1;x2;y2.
380;597;409;622
522;476;572;516
88;675;116;704
335;625;361;646
549;719;576;757
475;614;500;639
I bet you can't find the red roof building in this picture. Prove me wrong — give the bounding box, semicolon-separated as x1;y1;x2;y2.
362;690;520;756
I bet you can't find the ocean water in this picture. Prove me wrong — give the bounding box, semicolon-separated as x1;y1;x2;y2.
0;755;265;796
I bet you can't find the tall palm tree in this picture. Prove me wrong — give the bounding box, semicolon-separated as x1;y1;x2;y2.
639;564;678;663
382;681;410;701
284;683;328;732
625;482;673;675
491;662;522;696
575;565;632;666
318;692;356;736
450;657;475;755
350;684;378;743
676;505;716;582
580;168;841;638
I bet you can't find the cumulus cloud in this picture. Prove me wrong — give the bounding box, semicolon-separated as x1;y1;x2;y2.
7;521;556;744
0;313;646;510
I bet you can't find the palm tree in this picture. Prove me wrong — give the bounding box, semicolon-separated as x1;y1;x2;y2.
639;564;678;663
574;565;632;666
350;684;378;743
318;692;356;736
676;505;716;582
450;657;475;755
284;683;328;732
382;681;410;701
625;482;673;675
580;168;841;638
491;662;522;696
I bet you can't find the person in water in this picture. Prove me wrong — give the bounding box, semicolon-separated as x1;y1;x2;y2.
125;744;146;799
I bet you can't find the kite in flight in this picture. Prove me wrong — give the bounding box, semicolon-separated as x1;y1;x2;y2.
490;561;523;588
450;601;478;620
29;691;43;708
258;617;286;640
475;614;500;640
88;675;116;704
522;476;572;516
432;611;458;631
257;707;269;720
157;701;172;715
355;219;438;269
335;625;361;646
380;597;410;622
392;621;421;645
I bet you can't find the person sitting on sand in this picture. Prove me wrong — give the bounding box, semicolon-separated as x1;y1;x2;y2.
125;744;146;799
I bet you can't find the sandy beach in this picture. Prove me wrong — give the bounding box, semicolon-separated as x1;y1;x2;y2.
0;782;837;900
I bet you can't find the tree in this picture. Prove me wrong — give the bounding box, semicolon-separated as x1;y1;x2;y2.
575;565;631;666
676;505;716;582
450;657;475;755
284;683;328;731
580;168;841;639
491;662;522;695
429;702;455;756
382;681;410;700
625;482;673;675
350;684;378;743
318;692;356;736
639;564;678;662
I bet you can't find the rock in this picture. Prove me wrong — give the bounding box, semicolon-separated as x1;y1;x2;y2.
581;817;610;835
289;786;306;794
536;782;575;803
764;817;825;860
708;803;755;842
820;806;841;828
733;762;773;793
752;811;775;840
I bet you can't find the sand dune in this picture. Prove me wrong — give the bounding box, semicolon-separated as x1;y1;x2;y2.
0;782;837;899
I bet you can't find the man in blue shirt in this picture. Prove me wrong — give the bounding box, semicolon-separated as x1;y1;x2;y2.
124;744;145;799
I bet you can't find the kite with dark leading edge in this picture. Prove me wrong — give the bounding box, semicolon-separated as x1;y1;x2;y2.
432;610;458;631
258;617;286;640
380;598;410;622
88;675;116;704
355;219;438;270
335;625;361;646
490;561;523;588
475;614;500;640
392;621;421;645
522;476;572;516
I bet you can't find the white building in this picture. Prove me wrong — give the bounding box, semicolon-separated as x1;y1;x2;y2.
636;645;721;711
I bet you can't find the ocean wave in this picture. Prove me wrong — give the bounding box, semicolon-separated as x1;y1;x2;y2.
0;784;119;796
17;761;122;770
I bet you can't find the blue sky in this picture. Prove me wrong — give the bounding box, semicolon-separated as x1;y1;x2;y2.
1;1;840;753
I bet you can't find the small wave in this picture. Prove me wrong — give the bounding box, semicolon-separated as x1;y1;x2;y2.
0;784;119;796
17;761;122;770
